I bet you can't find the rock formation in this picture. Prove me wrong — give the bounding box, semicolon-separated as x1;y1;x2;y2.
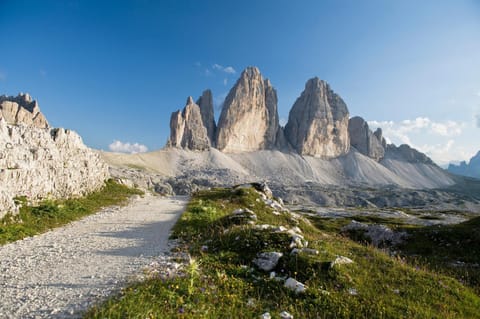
0;93;48;128
167;97;210;150
348;116;385;161
216;67;281;152
448;151;480;179
373;128;387;148
385;144;434;165
284;78;350;158
196;90;216;146
0;94;109;217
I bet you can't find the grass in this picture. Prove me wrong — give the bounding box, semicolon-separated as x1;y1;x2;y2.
398;216;480;295
0;179;143;245
85;187;480;319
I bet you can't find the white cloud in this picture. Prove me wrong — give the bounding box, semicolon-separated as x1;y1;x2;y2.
368;117;469;166
212;64;236;74
223;66;236;74
204;68;212;76
223;78;228;86
108;140;148;154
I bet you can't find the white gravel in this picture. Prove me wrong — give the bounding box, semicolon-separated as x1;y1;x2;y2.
0;194;187;319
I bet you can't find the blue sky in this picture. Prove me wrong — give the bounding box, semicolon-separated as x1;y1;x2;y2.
1;0;479;165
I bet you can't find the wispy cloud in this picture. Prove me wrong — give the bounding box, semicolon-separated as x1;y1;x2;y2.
212;64;236;74
368;117;468;166
368;117;463;143
0;71;6;81
223;78;228;86
108;140;148;154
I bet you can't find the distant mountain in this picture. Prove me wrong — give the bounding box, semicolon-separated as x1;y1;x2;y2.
448;151;480;179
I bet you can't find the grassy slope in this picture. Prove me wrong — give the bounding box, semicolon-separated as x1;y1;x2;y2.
85;187;480;319
0;179;143;245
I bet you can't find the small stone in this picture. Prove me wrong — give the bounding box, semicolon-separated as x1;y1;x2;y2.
253;252;283;272
261;312;272;319
348;288;358;296
284;277;306;294
331;256;354;268
280;310;294;319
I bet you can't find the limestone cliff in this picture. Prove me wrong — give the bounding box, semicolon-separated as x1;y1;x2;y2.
0;95;109;217
167;97;210;150
196;90;216;146
284;78;350;158
0;93;48;128
216;67;281;152
348;116;385;161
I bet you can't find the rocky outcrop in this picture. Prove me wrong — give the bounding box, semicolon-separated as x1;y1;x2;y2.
216;67;280;152
348;116;385;161
0;95;109;217
284;78;350;158
373;128;387;148
0;93;48;128
448;151;480;179
196;90;216;145
385;144;434;165
167;97;210;150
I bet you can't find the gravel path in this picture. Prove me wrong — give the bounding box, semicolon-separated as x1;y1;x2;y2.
0;194;187;319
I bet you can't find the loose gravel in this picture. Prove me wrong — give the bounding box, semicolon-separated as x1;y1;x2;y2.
0;194;187;319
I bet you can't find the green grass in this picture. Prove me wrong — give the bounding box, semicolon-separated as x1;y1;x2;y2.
85;187;480;319
0;179;143;245
398;216;480;295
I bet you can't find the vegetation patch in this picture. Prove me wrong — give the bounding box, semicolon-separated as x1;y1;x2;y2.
85;187;480;318
0;179;143;245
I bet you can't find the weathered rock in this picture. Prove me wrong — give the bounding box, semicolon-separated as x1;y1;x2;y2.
0;93;48;128
216;67;280;152
348;116;385;161
385;144;434;165
373;128;387;148
342;220;407;247
253;252;283;271
0;106;109;217
196;89;216;146
284;78;350;158
330;256;354;267
280;311;294;319
284;277;306;294
167;97;210;150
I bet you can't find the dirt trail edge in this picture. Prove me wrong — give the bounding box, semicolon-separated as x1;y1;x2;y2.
0;194;188;319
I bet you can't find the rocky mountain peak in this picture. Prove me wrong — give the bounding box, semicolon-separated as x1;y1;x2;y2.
0;93;48;128
216;66;280;152
284;78;350;158
167;96;210;151
348;116;385;161
196;89;216;146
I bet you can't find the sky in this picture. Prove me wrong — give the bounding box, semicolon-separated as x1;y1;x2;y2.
0;0;479;166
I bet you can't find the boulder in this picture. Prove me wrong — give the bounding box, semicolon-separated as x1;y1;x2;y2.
284;78;350;158
167;97;210;150
216;67;281;152
253;251;283;272
348;116;385;161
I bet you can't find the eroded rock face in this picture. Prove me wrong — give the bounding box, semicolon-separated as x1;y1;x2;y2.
196;90;216;145
385;144;434;165
0;93;49;128
284;78;350;158
348;116;385;161
168;97;210;150
216;67;280;152
0;96;109;217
